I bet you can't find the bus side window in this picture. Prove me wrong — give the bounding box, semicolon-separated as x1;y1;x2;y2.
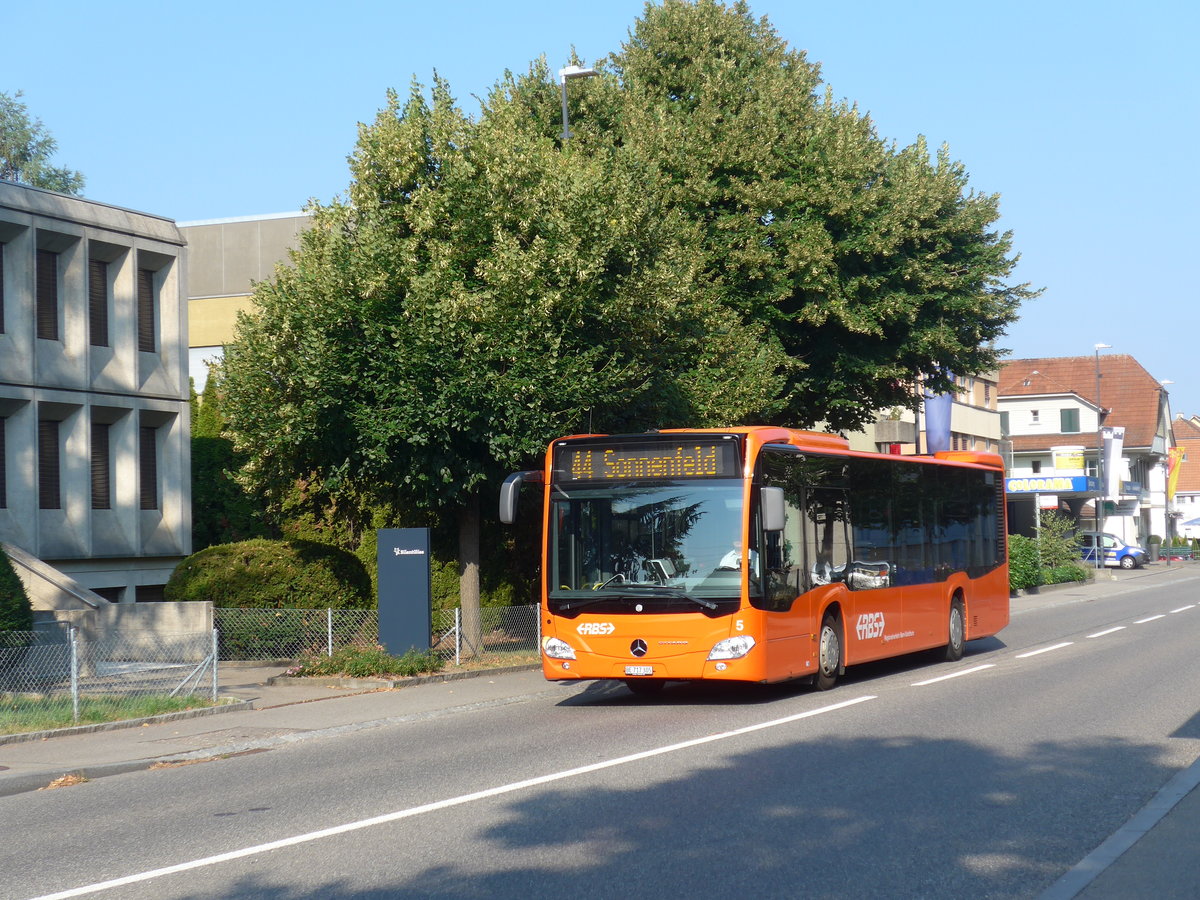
806;488;850;592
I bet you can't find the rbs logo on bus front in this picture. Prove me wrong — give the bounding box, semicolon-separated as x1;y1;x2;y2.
856;612;885;641
577;622;616;636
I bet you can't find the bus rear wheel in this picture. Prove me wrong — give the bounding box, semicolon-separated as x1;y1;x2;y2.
814;612;842;691
943;597;965;662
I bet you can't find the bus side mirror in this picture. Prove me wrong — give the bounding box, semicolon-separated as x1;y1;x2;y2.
761;486;786;533
499;470;542;524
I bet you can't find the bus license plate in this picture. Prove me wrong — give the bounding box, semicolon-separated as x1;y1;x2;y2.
625;666;654;676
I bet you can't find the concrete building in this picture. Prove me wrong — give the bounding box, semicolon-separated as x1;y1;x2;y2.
998;354;1173;547
179;212;309;391
847;371;1002;456
1;180;190;601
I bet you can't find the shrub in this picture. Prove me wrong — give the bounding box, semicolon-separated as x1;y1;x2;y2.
0;546;33;632
1043;564;1090;585
1037;511;1081;569
165;539;372;610
1008;534;1042;592
286;645;440;678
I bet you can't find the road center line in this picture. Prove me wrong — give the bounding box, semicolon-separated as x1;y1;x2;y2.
1087;626;1126;638
1135;615;1165;624
27;695;876;900
1016;642;1074;658
911;664;995;686
1169;605;1194;614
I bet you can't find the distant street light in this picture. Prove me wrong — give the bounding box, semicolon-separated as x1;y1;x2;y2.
559;64;599;141
1093;343;1112;570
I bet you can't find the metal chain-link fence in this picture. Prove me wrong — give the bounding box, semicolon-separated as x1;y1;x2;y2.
1;628;218;734
213;605;540;667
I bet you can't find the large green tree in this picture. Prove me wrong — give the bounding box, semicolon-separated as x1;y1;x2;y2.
0;90;85;195
571;0;1036;429
222;73;777;653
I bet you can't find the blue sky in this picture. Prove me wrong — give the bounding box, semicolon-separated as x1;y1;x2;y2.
4;0;1197;417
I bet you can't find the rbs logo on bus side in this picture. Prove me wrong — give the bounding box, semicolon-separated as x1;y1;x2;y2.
577;622;616;636
856;612;885;640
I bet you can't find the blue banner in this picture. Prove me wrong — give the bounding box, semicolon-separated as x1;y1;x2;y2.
923;375;954;454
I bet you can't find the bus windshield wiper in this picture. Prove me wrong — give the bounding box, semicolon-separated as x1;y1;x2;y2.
554;584;718;611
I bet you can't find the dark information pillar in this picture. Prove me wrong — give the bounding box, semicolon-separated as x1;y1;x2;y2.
376;528;432;655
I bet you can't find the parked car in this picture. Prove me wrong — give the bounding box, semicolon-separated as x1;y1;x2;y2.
1078;532;1148;569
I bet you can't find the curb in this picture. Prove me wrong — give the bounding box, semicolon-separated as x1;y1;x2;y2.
0;700;254;748
263;663;541;692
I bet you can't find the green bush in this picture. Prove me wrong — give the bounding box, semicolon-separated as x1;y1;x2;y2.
1008;534;1042;592
286;645;440;678
165;539;372;610
0;546;33;632
1043;564;1090;585
1038;511;1081;569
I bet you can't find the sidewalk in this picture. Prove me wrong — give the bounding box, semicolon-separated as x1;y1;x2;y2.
3;562;1199;899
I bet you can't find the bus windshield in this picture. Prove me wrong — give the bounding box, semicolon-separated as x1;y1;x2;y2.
549;479;751;610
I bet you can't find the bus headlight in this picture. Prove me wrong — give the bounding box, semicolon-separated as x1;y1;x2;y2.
542;636;577;660
708;635;756;660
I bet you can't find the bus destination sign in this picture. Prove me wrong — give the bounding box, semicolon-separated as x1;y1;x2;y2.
557;440;740;482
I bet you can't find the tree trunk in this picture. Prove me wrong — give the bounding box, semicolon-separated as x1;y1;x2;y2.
458;493;482;659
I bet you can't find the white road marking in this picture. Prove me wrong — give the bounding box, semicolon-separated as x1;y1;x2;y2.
1087;627;1126;638
1016;642;1074;658
1134;615;1165;624
27;695;877;900
911;664;996;686
1170;605;1195;613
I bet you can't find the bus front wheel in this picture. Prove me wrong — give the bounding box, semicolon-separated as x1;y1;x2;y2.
815;612;842;691
943;597;965;662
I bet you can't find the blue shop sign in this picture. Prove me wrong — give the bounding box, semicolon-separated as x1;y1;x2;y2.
1005;475;1098;494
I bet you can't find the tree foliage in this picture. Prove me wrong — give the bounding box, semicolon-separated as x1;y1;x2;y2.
220;0;1036;640
0;90;85;195
578;0;1036;429
0;546;33;632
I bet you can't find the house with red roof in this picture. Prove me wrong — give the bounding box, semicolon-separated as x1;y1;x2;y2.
1172;415;1200;541
998;354;1174;548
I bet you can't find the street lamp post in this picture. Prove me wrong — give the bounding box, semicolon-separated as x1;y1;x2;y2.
1093;343;1111;570
559;64;599;141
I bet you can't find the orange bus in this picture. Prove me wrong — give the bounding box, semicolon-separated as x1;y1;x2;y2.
500;427;1008;694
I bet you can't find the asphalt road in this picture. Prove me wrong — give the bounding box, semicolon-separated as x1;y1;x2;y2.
5;575;1200;899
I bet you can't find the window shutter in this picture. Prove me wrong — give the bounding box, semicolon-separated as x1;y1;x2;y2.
91;422;111;509
137;267;156;352
36;250;58;341
89;259;109;347
139;424;158;509
1060;408;1080;433
39;419;60;509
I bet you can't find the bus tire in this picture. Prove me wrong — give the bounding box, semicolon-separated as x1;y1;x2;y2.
815;611;842;691
944;596;965;662
626;679;666;697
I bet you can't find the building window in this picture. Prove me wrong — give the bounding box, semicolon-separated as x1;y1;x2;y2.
91;422;111;509
1032;460;1042;474
984;384;991;405
1030;410;1040;425
1000;411;1010;436
137;267;156;353
0;242;6;334
39;418;60;509
139;422;158;510
1060;408;1080;433
88;259;109;347
36;249;58;341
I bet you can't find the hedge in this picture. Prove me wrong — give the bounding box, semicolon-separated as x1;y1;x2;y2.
165;539;372;609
